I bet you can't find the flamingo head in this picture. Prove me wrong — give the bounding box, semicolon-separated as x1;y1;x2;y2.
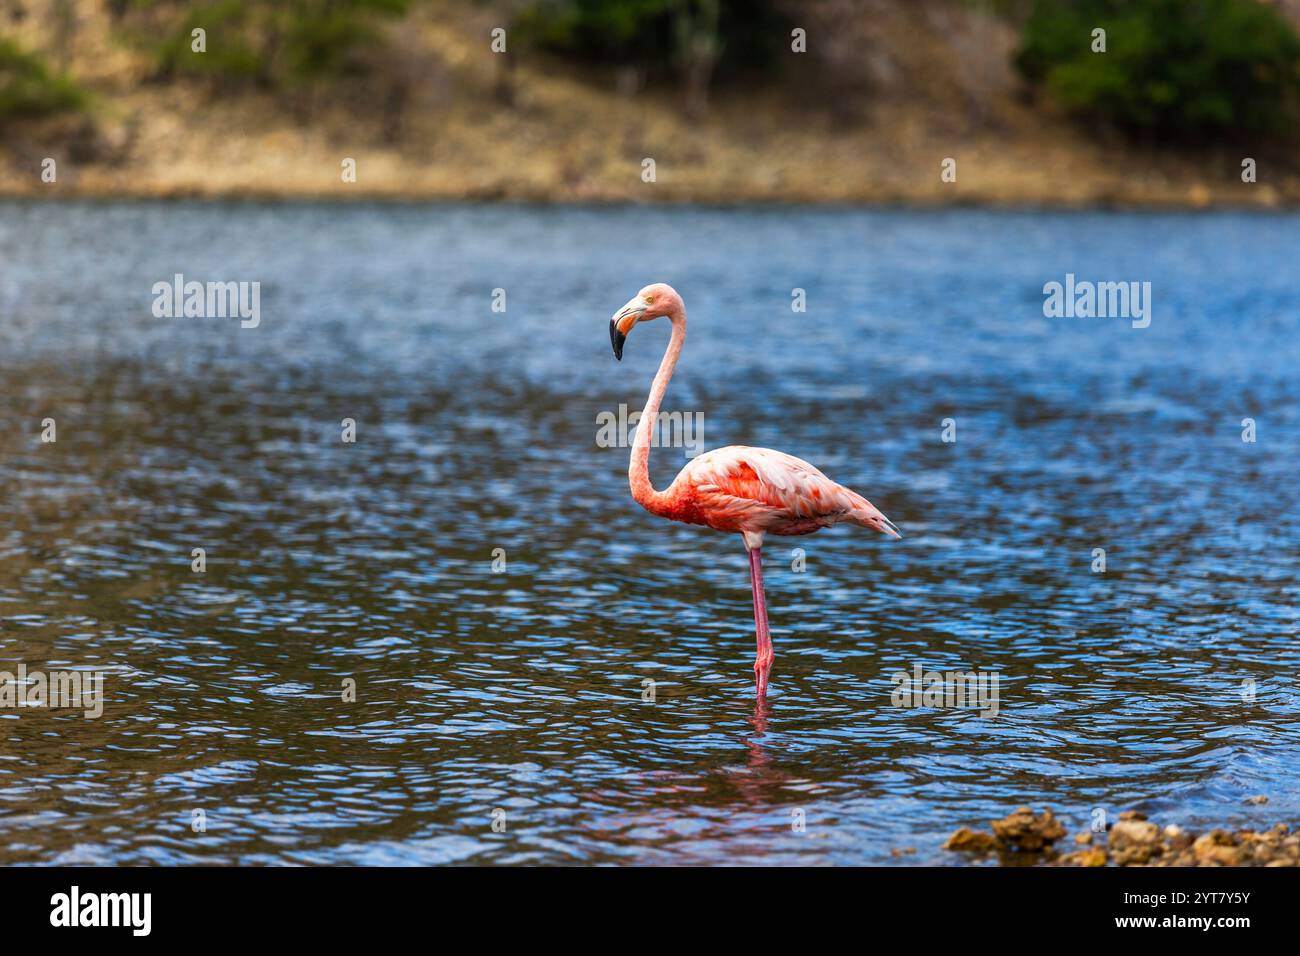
609;283;682;361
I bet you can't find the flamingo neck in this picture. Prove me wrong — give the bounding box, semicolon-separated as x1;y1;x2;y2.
629;310;685;515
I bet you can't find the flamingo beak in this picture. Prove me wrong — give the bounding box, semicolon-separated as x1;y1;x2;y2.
610;320;626;361
609;300;645;361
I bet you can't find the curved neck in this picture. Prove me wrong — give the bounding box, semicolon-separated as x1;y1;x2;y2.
630;310;685;514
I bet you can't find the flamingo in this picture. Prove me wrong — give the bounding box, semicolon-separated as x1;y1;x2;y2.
609;283;901;698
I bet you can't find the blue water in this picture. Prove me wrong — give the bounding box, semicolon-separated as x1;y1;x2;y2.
0;201;1297;864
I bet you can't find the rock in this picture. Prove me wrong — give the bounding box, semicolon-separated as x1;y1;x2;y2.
1079;847;1108;867
1109;820;1162;865
1118;810;1148;822
1165;825;1194;852
1074;832;1093;845
1111;820;1159;845
1058;844;1109;867
990;807;1066;851
944;827;997;854
1193;830;1243;866
1244;795;1268;805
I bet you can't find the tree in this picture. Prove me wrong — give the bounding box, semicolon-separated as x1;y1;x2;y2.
1015;0;1300;138
0;33;85;123
512;0;788;114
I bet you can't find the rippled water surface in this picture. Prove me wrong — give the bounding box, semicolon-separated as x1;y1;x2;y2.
1;201;1298;865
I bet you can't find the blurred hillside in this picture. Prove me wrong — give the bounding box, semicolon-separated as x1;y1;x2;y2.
2;0;1299;205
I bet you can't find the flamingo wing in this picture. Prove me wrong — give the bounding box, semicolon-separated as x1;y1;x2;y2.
677;445;900;539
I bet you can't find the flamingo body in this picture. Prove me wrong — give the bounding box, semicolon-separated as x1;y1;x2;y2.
657;444;900;550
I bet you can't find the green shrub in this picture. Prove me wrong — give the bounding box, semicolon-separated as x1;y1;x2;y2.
1015;0;1300;138
0;34;86;121
149;0;263;83
512;0;789;83
134;0;410;87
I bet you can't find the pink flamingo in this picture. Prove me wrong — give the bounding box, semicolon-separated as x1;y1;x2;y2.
610;283;900;698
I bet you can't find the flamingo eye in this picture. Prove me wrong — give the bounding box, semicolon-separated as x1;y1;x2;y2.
644;295;654;304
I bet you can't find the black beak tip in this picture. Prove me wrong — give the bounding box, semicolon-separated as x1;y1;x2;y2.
610;320;625;361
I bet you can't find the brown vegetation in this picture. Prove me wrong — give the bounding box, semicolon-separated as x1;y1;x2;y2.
2;0;1298;205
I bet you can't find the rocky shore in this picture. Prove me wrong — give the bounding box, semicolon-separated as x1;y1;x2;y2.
943;805;1297;867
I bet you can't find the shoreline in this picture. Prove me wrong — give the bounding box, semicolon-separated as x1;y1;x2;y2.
2;185;1295;212
943;807;1298;867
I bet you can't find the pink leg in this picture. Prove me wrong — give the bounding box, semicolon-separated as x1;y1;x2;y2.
748;547;773;697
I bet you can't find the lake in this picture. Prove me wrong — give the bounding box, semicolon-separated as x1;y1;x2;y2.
1;200;1297;865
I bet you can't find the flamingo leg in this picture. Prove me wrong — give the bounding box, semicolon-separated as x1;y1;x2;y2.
748;546;773;697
